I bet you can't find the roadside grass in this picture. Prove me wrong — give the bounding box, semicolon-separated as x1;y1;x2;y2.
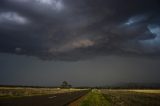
101;89;160;106
0;87;82;98
80;89;110;106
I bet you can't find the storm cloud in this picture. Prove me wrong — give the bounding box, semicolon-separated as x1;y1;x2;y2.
0;0;160;61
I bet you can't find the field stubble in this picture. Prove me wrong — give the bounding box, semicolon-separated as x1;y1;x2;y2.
101;89;160;106
0;87;82;98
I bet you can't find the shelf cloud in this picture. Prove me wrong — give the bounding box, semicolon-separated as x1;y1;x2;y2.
0;0;160;61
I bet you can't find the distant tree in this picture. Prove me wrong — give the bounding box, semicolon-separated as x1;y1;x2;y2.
61;81;68;87
61;81;72;88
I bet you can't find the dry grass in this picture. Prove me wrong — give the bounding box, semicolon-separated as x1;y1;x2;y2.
101;89;160;106
0;87;81;98
129;90;160;94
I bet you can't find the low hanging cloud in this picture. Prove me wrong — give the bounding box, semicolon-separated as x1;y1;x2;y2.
0;12;29;25
0;0;160;61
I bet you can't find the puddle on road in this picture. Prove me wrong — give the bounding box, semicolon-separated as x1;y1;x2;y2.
48;96;56;99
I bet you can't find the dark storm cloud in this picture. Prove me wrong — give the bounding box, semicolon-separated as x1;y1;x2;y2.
0;0;160;60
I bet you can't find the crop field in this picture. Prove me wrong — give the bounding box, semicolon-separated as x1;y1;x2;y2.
0;87;82;98
0;87;89;106
128;89;160;93
101;89;160;106
69;89;160;106
1;88;160;106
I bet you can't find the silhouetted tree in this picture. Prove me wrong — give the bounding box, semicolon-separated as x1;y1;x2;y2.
61;81;72;88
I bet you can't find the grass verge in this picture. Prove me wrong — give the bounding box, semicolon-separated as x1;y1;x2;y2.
80;89;110;106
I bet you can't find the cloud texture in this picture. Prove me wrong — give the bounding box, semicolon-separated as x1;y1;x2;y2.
0;0;160;60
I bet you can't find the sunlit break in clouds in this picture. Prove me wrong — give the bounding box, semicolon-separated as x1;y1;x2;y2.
0;12;29;25
36;0;64;10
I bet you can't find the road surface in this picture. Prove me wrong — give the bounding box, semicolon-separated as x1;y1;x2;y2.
0;90;88;106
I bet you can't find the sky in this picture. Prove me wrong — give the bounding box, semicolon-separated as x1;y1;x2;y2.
0;0;160;87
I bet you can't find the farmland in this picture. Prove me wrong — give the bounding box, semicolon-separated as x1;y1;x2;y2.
101;89;160;106
0;87;89;106
128;89;160;93
1;87;160;106
69;89;160;106
0;87;82;98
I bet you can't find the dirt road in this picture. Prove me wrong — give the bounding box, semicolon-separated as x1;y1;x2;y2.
0;90;88;106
